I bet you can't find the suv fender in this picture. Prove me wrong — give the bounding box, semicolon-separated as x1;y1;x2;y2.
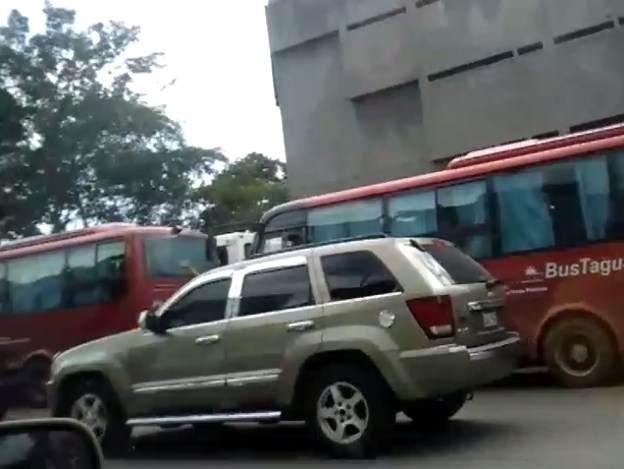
52;355;131;416
280;326;425;407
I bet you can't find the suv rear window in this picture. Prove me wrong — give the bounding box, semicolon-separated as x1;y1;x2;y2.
321;251;401;301
416;240;493;285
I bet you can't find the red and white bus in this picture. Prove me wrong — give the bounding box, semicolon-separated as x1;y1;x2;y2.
0;223;216;405
251;124;624;388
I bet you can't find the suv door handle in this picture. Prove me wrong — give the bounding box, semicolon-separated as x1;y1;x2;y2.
287;320;314;332
195;335;220;345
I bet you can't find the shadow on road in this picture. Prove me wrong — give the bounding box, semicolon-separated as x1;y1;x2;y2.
123;418;520;462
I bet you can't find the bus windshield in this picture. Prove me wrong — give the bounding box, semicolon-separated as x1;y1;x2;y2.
143;236;212;277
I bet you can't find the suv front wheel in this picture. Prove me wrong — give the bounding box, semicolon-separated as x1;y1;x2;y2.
58;378;130;456
402;393;467;426
304;363;395;459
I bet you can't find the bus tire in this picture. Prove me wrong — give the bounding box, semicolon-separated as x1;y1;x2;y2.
58;377;130;457
543;317;617;388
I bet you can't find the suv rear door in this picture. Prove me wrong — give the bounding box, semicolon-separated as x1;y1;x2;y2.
221;255;324;410
406;239;508;347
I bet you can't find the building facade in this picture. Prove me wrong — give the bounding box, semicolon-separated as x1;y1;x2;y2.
266;0;624;198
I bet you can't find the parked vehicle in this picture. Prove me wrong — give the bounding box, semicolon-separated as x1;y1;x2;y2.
0;338;30;420
0;223;218;407
215;231;255;265
49;235;519;458
249;123;624;388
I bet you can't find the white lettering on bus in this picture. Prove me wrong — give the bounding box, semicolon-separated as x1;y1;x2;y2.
542;257;624;279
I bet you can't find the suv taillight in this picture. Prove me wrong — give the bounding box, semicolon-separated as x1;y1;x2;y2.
406;296;455;339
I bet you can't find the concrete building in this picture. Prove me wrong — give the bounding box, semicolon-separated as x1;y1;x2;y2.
266;0;624;198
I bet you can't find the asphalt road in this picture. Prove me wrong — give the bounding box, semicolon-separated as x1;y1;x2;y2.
8;374;624;468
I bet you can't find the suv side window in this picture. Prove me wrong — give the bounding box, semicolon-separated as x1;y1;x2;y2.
164;278;231;329
321;251;401;302
238;265;312;317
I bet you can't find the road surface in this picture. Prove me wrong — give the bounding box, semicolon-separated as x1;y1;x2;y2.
7;374;624;468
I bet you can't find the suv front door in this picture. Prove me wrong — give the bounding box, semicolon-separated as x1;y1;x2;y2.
126;275;232;416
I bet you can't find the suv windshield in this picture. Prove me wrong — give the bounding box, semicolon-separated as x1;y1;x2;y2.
415;240;494;285
143;236;212;278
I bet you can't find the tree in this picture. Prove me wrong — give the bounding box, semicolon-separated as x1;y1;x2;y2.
0;4;224;237
197;153;289;232
0;85;38;234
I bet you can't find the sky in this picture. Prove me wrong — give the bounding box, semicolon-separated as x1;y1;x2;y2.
0;0;286;162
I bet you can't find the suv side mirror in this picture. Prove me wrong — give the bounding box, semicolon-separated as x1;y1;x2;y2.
138;309;166;335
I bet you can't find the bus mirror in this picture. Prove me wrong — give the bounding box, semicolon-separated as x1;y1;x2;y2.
205;236;218;264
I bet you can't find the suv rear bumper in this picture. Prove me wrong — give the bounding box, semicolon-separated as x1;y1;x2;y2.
396;333;520;399
466;333;520;388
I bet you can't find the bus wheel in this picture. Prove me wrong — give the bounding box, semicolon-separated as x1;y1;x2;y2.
543;317;617;388
23;358;51;409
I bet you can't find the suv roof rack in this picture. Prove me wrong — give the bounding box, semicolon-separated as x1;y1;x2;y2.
248;233;388;260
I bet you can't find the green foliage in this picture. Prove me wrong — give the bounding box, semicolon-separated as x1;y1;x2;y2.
197;152;289;232
0;4;225;237
0;4;286;238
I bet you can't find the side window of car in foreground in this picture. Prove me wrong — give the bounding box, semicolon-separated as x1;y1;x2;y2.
164;278;231;329
238;265;312;317
321;251;401;302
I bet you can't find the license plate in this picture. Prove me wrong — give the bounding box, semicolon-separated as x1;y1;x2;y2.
482;311;498;328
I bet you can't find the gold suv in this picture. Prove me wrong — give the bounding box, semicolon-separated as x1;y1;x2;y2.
49;235;519;458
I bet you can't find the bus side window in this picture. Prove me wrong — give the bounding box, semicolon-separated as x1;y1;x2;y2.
96;241;126;301
492;169;555;254
387;189;437;237
7;251;65;314
67;244;99;307
436;180;492;259
492;154;611;255
308;199;383;243
607;151;624;238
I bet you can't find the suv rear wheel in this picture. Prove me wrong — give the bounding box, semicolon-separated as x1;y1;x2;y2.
304;363;395;459
543;317;617;388
403;393;467;426
58;378;130;456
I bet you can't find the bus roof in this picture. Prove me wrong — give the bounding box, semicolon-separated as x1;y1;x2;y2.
260;123;624;224
448;123;624;170
0;223;205;256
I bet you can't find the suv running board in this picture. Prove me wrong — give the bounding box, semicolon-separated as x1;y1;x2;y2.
126;411;282;427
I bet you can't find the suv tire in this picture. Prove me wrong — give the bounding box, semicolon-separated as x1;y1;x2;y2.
403;393;467;426
543;317;617;388
58;378;130;457
304;363;395;459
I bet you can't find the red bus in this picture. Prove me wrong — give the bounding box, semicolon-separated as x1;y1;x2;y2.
0;223;216;405
252;124;624;388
